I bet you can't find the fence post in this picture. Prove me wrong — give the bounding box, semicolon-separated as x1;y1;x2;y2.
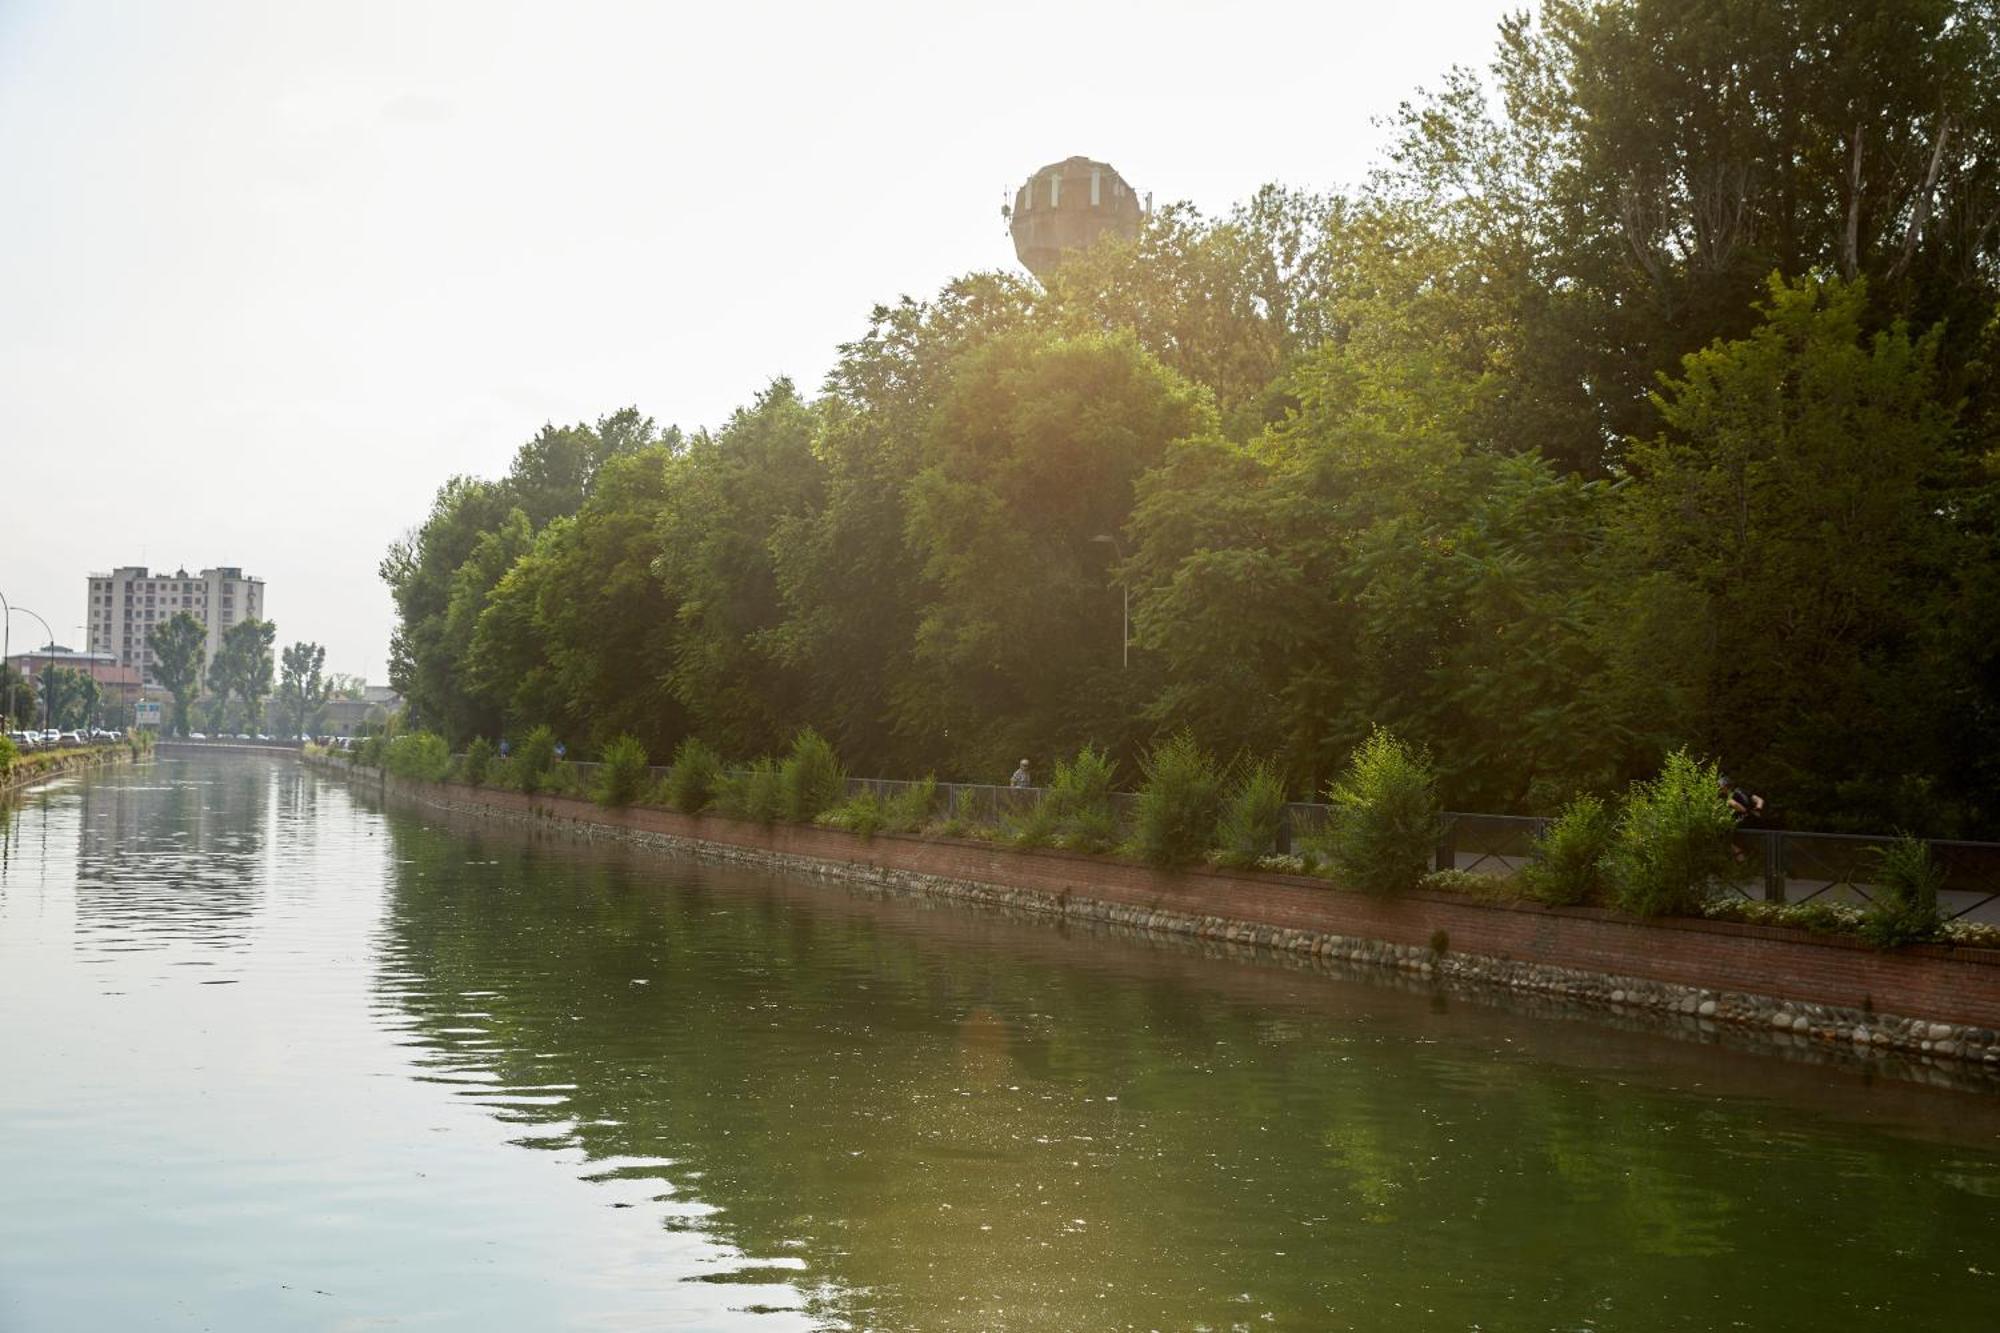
1434;815;1457;874
1763;833;1786;903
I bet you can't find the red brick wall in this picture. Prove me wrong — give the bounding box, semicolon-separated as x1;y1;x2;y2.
371;771;2000;1031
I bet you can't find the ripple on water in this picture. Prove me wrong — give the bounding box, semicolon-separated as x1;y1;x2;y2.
7;757;2000;1333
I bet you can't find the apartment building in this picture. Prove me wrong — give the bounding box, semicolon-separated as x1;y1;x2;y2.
85;566;267;685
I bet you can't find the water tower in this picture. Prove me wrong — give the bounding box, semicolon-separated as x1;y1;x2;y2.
1006;156;1146;282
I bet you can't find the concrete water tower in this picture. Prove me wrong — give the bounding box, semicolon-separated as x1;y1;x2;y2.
1006;156;1146;282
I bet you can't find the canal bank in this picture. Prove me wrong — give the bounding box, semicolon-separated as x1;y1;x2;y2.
0;742;144;801
310;754;2000;1080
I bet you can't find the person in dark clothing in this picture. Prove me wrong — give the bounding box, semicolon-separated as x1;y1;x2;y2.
1720;775;1766;824
1720;773;1769;865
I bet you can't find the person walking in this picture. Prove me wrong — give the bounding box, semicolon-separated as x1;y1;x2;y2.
1009;759;1031;790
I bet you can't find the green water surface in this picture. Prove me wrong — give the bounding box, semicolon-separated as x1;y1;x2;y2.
2;755;1997;1331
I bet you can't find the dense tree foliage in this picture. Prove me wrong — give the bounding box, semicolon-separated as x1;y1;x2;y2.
382;2;2000;835
278;641;333;740
38;666;99;730
0;664;33;728
207;618;276;733
150;613;207;738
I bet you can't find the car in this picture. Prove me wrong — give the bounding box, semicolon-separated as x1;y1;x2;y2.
188;732;208;740
59;730;84;745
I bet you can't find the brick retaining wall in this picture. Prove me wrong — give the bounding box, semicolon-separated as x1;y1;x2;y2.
318;758;2000;1073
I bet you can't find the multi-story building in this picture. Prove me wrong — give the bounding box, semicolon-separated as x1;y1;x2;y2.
85;566;267;686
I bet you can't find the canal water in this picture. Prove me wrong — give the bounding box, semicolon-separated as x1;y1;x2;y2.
3;756;1999;1331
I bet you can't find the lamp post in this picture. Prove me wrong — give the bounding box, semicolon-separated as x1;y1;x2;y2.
9;606;55;733
1088;533;1129;670
74;625;95;730
0;588;11;728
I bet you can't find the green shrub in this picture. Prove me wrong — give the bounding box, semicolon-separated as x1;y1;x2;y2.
460;736;496;788
1314;727;1442;895
593;735;650;808
1859;833;1945;949
665;737;723;813
383;731;451;782
1603;750;1743;917
882;776;939;833
820;780;937;839
744;759;783;823
1133;730;1225;867
354;734;387;769
514;726;558;795
711;766;745;817
0;735;16;777
717;758;784;824
1056;746;1119;852
1004;797;1061;848
1518;794;1615;906
1214;759;1287;869
817;792;885;838
779;727;845;822
1008;745;1120;852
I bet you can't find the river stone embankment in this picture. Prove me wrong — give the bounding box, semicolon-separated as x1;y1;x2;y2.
310;755;2000;1081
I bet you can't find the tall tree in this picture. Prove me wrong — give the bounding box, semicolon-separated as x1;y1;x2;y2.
381;410;668;741
214;619;277;733
1603;272;1968;827
1;663;36;729
151;613;207;737
1375;0;2000;470
277;641;333;740
899;329;1213;773
277;642;329;740
768;275;1034;771
652;379;824;757
471;446;689;753
1043;190;1349;438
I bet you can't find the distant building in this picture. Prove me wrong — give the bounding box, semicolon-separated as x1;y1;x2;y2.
319;685;404;738
4;646;146;719
1007;156;1147;282
85;566;267;686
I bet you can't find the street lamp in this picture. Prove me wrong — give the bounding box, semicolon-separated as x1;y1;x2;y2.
0;588;11;727
1088;533;1129;670
7;605;55;733
74;625;97;729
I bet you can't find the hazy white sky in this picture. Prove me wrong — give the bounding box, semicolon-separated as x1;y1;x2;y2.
0;0;1518;680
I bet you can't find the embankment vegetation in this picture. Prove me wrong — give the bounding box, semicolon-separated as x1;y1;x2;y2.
331;726;1996;953
0;734;154;791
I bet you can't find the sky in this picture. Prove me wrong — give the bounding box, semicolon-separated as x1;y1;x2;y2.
0;0;1520;681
